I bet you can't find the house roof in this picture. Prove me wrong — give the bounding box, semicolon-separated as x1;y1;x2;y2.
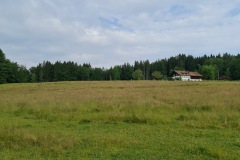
173;70;202;77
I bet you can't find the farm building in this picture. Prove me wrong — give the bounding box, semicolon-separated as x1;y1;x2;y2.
171;70;203;81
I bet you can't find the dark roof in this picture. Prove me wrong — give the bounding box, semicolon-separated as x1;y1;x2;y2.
173;70;202;77
219;76;231;80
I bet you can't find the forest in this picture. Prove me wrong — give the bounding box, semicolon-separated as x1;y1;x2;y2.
1;48;240;84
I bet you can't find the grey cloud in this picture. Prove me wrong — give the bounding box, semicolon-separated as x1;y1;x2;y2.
0;0;240;68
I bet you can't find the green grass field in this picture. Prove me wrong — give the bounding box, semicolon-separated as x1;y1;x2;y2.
0;81;240;159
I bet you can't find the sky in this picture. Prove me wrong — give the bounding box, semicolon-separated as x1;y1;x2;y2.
1;0;240;68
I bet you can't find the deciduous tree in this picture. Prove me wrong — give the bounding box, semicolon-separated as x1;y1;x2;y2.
132;69;144;80
151;71;163;80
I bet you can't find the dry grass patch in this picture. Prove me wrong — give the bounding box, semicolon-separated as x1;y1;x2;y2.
0;81;240;159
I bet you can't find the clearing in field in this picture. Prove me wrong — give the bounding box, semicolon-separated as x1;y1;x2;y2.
0;81;240;159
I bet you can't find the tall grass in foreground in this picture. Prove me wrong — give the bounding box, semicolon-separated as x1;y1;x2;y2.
0;81;240;159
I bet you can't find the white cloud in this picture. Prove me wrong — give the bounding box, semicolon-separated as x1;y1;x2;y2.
0;0;240;68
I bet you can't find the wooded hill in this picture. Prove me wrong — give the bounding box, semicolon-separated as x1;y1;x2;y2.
1;48;240;84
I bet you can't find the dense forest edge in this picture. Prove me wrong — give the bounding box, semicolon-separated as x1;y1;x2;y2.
1;48;240;84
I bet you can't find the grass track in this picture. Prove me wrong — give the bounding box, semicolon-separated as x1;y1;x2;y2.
0;81;240;159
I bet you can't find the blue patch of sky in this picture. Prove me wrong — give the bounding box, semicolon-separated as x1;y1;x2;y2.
99;17;123;29
98;17;132;31
169;5;191;15
99;17;120;27
228;7;240;17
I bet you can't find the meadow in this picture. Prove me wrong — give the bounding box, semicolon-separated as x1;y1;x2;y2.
0;81;239;159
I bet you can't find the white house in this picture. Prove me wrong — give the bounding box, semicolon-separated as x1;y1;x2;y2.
171;70;203;81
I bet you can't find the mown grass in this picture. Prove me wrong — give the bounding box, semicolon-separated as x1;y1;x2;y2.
0;81;240;159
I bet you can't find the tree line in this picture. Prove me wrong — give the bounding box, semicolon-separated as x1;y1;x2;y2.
1;48;240;84
0;49;30;84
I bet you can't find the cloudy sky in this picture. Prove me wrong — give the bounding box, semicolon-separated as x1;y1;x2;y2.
1;0;240;68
